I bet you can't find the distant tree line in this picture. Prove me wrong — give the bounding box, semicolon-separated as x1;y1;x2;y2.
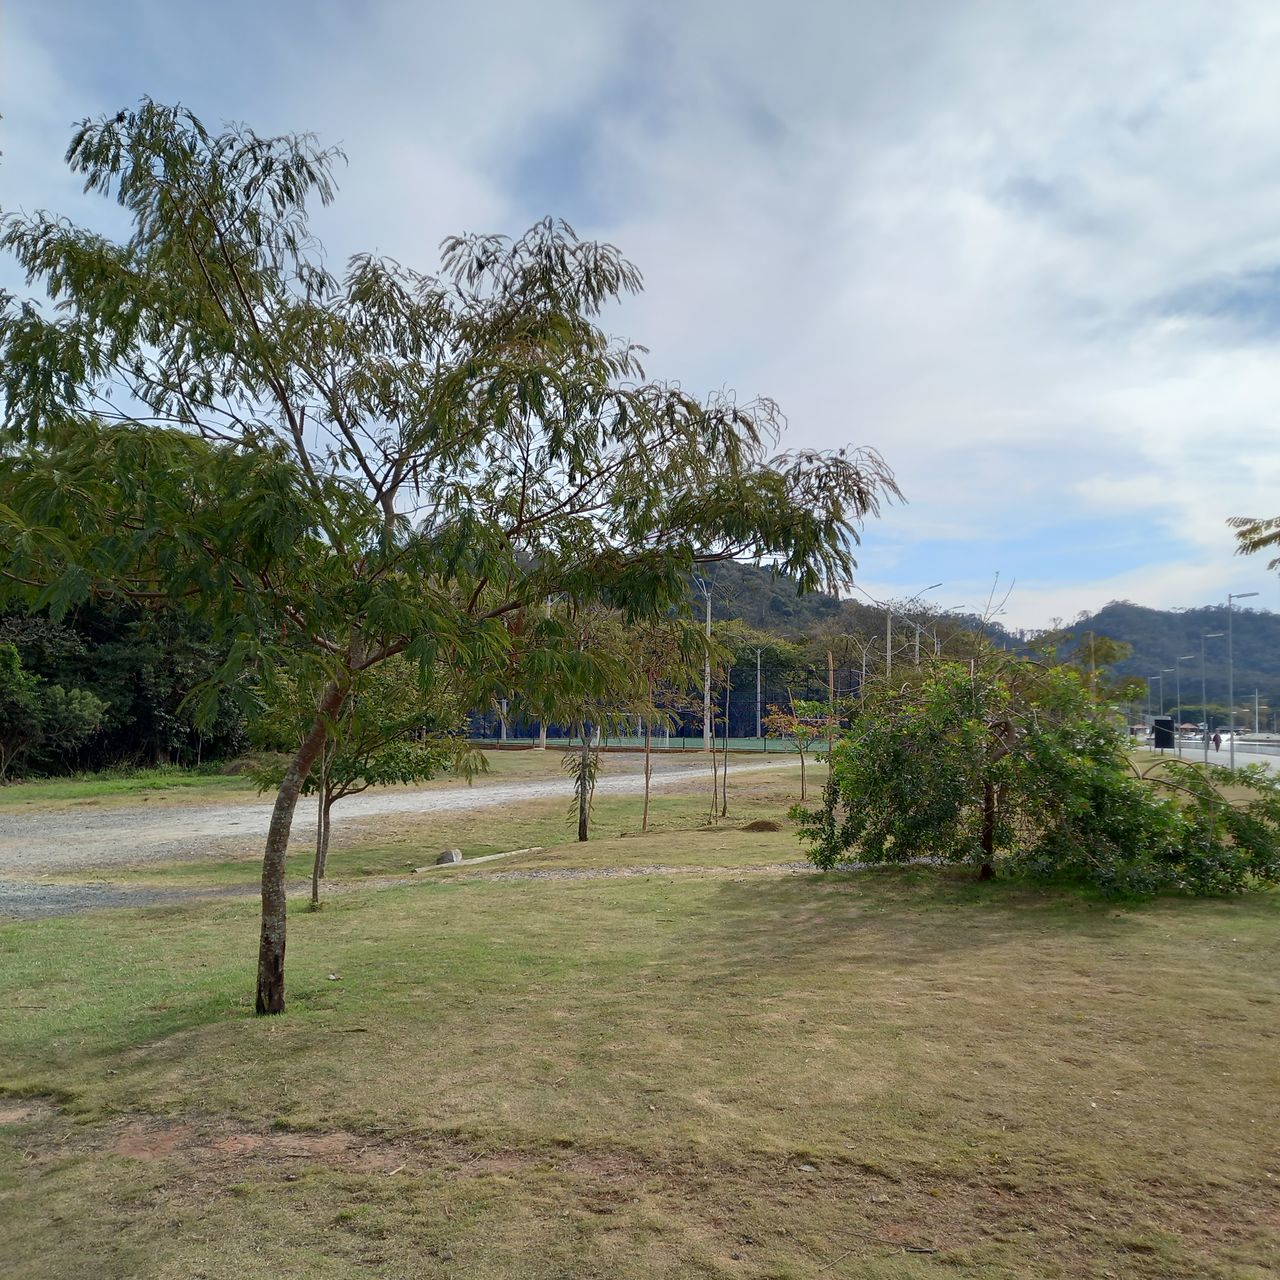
0;605;246;777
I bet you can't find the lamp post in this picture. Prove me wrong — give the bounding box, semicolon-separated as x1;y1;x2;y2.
884;582;941;679
1228;591;1258;769
1174;655;1194;757
694;574;712;751
755;647;762;740
1201;631;1224;763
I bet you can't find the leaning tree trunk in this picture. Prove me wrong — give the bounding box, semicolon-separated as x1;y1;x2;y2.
310;783;324;910
309;746;332;911
257;682;346;1015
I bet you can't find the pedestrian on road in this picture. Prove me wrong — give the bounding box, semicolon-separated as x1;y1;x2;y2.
1212;731;1222;752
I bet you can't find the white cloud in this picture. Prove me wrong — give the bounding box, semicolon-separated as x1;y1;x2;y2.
5;1;1280;628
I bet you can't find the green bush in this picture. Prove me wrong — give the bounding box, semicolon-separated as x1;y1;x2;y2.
794;659;1280;897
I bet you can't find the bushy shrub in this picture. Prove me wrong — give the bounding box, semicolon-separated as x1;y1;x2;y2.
794;659;1280;897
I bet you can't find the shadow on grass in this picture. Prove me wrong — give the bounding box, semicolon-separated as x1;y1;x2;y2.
695;864;1169;974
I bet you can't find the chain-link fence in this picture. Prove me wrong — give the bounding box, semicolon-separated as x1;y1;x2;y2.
467;664;862;748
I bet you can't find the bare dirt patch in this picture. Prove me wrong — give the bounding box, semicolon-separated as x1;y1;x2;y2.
28;1108;1280;1271
112;1121;193;1159
0;1102;43;1124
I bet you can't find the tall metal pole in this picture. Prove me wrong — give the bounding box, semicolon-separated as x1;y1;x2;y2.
539;597;551;749
703;587;712;751
1229;600;1235;769
1201;632;1223;763
755;647;762;740
1227;592;1258;769
1174;655;1193;758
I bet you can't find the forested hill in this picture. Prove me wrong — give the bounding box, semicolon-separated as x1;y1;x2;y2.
693;562;1020;646
1066;600;1280;714
691;561;843;630
695;568;1280;716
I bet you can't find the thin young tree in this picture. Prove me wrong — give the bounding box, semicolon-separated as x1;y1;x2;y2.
251;657;476;906
762;698;830;801
0;102;899;1012
628;618;704;832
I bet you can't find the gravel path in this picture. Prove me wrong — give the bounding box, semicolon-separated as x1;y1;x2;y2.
0;756;798;918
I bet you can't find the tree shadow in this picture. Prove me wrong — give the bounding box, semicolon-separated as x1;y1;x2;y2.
692;865;1202;978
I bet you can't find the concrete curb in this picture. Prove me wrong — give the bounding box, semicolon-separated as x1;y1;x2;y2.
412;846;544;874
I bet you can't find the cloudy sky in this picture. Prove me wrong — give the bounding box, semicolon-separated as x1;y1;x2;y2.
5;1;1280;628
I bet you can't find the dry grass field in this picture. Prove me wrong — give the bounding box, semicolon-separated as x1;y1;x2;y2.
2;759;1278;1278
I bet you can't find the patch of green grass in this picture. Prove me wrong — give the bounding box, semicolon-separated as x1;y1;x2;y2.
0;747;575;814
2;859;1278;1278
0;764;259;810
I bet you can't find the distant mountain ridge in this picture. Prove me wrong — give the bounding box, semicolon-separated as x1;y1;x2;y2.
698;565;1280;717
1067;600;1280;716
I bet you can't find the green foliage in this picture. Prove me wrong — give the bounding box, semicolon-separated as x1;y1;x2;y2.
0;98;899;773
0;605;247;769
0;643;42;779
248;657;474;802
795;659;1280;896
0;640;106;779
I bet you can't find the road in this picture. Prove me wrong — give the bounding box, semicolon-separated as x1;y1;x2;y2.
1147;742;1280;771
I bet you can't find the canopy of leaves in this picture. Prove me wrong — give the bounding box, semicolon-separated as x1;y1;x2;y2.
795;659;1280;896
248;656;474;801
0;640;106;778
0;99;900;728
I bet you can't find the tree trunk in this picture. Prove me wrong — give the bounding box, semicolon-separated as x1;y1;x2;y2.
257;682;345;1016
979;780;997;880
709;733;719;822
577;722;590;842
310;784;324;910
319;799;332;879
720;675;730;818
799;749;806;802
642;709;652;834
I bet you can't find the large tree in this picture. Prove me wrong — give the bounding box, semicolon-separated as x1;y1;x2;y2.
0;101;899;1013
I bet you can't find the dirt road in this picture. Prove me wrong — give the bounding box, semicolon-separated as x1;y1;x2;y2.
0;755;795;878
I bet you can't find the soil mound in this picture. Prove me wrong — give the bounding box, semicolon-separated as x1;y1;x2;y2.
740;818;783;833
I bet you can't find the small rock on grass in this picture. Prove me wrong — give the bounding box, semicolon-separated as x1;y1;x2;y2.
435;848;463;864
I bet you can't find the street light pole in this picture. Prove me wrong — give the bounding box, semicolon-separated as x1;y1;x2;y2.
1228;591;1258;769
883;582;941;681
1174;655;1194;757
694;575;712;751
1201;631;1224;764
755;647;762;740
